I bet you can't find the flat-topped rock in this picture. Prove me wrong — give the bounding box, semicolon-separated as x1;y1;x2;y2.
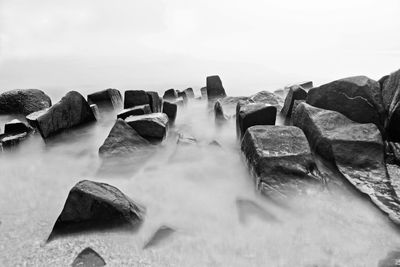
183;88;195;98
124;90;150;109
87;88;122;110
146;91;162;112
117;105;151;120
207;75;226;100
125;113;169;141
0;132;29;149
4;119;32;135
214;100;228;124
162;101;177;124
0;89;52;115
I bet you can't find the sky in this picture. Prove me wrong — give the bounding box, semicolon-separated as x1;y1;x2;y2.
0;0;399;96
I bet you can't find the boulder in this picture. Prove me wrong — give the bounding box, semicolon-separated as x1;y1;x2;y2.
90;104;100;120
216;96;248;117
0;132;29;149
293;102;400;223
184;88;195;98
146;91;162;112
0;89;52;116
124;90;150;109
177;91;188;105
379;75;390;90
206;75;226;100
32;91;96;138
25;108;49;129
48;180;145;240
125;113;169;141
281;85;307;119
214;100;228;124
236;102;277;139
162;101;177;124
200;87;207;99
381;69;400;140
241;125;318;196
117;105;151;120
71;247;106;267
4;119;32;135
306;76;385;131
248;91;283;108
298;81;313;90
87;88;122;110
163;89;178;100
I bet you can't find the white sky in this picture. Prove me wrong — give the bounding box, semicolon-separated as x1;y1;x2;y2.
0;0;399;95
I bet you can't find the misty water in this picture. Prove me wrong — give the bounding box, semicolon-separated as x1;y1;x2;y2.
1;89;400;266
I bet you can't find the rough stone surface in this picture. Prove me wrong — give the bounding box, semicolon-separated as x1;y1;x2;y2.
206;75;226;100
90;104;100;120
117;105;151;120
381;69;400;141
214;100;228;124
163;89;178;100
0;132;29;149
71;247;106;267
162;101;177;123
0;89;52;115
177;91;188;105
87;88;122;110
25;108;49;129
125;113;169;141
124;90;150;109
281;85;307;118
146;91;162;112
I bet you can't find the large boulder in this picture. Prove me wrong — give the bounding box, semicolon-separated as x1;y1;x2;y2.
0;89;52;115
0;132;30;149
163;89;178;100
87;88;122;110
117;104;151;120
241;125;318;196
281;85;307;119
125;113;168;141
293;102;400;223
32;91;96;138
25;108;49;129
207;75;226;100
124;90;150;109
248;91;283;110
306;76;385;131
146;91;162;112
381;69;400;141
48;180;145;240
177;91;188;105
162;101;177;124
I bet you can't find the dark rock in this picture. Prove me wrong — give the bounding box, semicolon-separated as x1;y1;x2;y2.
381;69;400;141
125;113;168;141
236;198;279;223
162;101;177;124
87;88;122;110
25;108;49;129
90;104;100;120
241;125;318;197
177;91;188;105
0;132;29;149
200;87;207;99
4;119;32;135
0;89;52;115
214;100;228;124
71;247;106;267
281;85;307;118
32;91;96;138
143;225;175;249
124;90;150;109
163;89;178;100
298;81;313;90
48;180;145;240
117;105;151;120
207;75;226;100
183;88;195;98
306;75;385;131
248;91;283;110
146;91;162;112
236;102;277;139
293;102;400;223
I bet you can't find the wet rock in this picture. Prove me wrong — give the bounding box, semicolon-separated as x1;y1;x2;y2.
162;101;177;123
293;102;400;223
71;247;106;267
32;91;96;138
4;119;32;135
379;75;390;90
200;87;207;99
381;69;400;141
281;85;307;119
163;89;178;100
0;132;29;149
87;88;122;110
184;88;195;98
117;105;151;120
143;225;175;249
207;75;226;100
378;250;400;267
0;89;52;115
236;102;277;139
241;125;318;197
125;113;168;141
236;198;278;223
306;75;385;131
49;180;145;240
124;90;150;109
90;104;100;120
26;108;49;129
146;91;162;112
387;142;400;164
214;100;228;124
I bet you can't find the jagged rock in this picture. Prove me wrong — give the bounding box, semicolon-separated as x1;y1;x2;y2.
236;102;277;139
146;91;162;112
241;125;318;197
117;105;151;120
236;198;278;223
387;142;400;164
87;88;122;110
143;225;175;249
216;96;248;117
184;88;195;98
379;75;390;90
163;89;178;100
48;180;145;240
306;76;385;131
162;101;177;124
125;113;168;141
32;91;96;138
381;69;400;141
71;247;106;267
200;87;207;99
293;102;400;224
214;100;228;124
281;85;307;119
0;89;52;115
124;90;150;109
207;75;226;100
4;119;32;135
90;104;100;120
291;100;305;117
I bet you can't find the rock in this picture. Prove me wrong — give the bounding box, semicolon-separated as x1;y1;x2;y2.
87;88;122;110
281;85;307;119
71;247;106;267
124;90;150;109
99;119;151;158
125;113;168;141
236;198;278;223
293;102;400;223
0;89;52;115
248;91;283;109
4;119;32;135
306;75;385;131
48;180;145;240
216;96;248;117
200;87;207;99
214;100;228;124
146;91;162;112
90;104;100;120
378;251;400;267
163;89;178;100
177;91;188;105
117;105;151;120
236;102;277;139
381;69;400;141
162;101;177;123
241;125;318;197
32;91;96;138
0;132;29;149
143;225;175;249
25;108;49;129
183;88;195;98
207;75;226;100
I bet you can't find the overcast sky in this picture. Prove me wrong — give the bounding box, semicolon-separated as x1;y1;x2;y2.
0;0;399;96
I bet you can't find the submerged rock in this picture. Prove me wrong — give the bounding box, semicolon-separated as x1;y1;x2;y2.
4;119;32;135
143;225;175;249
163;89;178;100
146;91;162;112
124;90;150;109
125;113;168;141
381;69;400;141
32;91;96;138
48;180;145;240
0;89;52;115
117;105;151;120
71;247;106;267
241;125;318;197
248;91;283;111
207;75;226;100
90;104;100;120
214;100;228;124
281;85;307;119
200;87;207;99
162;101;177;124
87;88;122;110
183;88;195;98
